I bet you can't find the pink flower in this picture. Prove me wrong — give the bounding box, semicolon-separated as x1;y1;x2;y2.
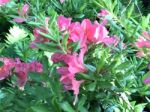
22;4;29;15
97;10;109;26
81;19;115;45
136;31;150;48
58;69;83;95
29;62;43;73
0;57;43;88
144;77;150;84
13;18;25;23
52;49;86;96
52;51;86;74
69;22;84;42
57;16;72;31
60;0;65;4
15;62;29;87
143;31;150;40
136;41;150;48
0;58;15;80
0;0;10;5
98;9;109;17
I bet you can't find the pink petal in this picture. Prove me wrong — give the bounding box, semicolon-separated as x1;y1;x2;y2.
98;9;109;17
57;16;72;31
72;79;84;95
60;0;65;4
45;17;50;30
0;0;10;5
144;77;150;84
13;18;25;23
136;41;150;48
22;4;29;14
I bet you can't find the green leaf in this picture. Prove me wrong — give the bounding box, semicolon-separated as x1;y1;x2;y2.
60;101;75;112
85;64;96;72
62;34;69;50
77;96;87;111
39;32;56;42
27;21;42;26
36;43;62;53
134;103;147;112
29;105;50;112
127;4;134;18
0;61;4;67
86;81;97;92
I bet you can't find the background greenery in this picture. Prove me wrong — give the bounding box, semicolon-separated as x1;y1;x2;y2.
0;0;150;112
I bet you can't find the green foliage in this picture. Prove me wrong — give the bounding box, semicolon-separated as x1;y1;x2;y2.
0;0;150;111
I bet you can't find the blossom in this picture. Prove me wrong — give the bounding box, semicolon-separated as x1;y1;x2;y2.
0;57;43;88
0;0;10;5
98;9;109;17
15;59;43;87
81;19;115;44
136;31;150;48
57;67;83;95
52;49;86;96
0;58;15;80
57;16;72;31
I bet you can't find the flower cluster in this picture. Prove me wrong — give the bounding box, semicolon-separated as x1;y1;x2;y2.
0;0;10;5
136;31;150;57
51;15;116;99
0;58;43;88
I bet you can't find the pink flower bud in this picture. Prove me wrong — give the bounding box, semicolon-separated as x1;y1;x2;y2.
23;4;29;15
0;0;10;5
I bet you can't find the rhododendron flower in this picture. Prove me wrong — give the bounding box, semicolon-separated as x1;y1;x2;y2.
57;16;72;31
30;28;49;48
0;57;43;88
136;31;150;48
15;60;43;87
69;22;84;42
52;49;86;96
97;9;109;26
52;51;86;74
136;41;150;48
57;68;83;95
0;0;10;5
81;19;115;44
0;58;15;80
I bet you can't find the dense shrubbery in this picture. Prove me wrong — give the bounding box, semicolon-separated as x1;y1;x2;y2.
0;0;150;112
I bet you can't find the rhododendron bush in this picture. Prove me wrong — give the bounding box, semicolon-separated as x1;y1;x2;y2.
1;0;150;111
